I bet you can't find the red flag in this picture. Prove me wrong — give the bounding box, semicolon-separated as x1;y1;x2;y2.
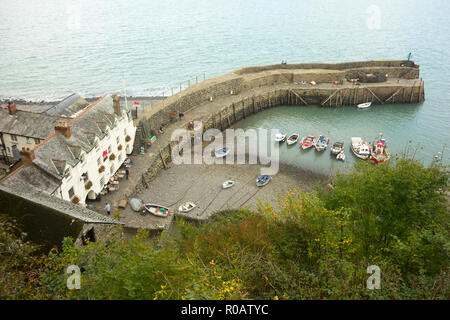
133;101;140;105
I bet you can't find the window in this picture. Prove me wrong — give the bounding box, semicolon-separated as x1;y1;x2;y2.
118;153;122;162
11;135;18;142
34;138;40;144
99;176;105;187
82;172;89;183
80;153;86;163
110;165;114;175
124;128;127;135
68;187;74;199
26;137;31;144
97;157;102;166
116;136;120;144
108;145;112;153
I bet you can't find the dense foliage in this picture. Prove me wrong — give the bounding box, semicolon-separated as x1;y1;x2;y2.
0;158;448;299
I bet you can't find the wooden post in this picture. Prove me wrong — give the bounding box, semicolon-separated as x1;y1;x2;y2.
232;103;236;122
242;100;246;119
321;89;339;106
365;87;383;104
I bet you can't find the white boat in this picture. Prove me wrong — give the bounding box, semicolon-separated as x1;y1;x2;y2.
144;204;170;217
215;147;230;158
222;180;235;189
274;132;287;142
178;202;196;213
330;141;344;155
336;151;346;161
314;135;329;151
286;133;299;145
357;102;372;109
350;137;371;160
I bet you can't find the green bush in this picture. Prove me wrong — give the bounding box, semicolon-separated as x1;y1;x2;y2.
1;157;448;299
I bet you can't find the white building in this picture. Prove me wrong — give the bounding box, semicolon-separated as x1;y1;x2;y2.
1;94;136;205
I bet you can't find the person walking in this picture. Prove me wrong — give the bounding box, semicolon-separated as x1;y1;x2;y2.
125;168;129;180
104;202;111;215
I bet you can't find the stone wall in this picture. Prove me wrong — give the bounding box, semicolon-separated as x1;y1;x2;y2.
139;77;244;138
234;60;418;74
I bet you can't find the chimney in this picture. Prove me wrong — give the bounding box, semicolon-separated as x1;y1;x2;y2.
7;102;17;115
55;120;71;138
20;147;35;165
113;94;122;116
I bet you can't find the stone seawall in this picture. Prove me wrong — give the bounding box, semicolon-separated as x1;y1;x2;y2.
234;59;418;74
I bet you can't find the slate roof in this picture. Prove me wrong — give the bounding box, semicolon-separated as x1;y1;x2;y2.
1;94;128;185
1;164;61;194
0;183;122;224
32;94;118;180
0;108;64;139
44;93;90;117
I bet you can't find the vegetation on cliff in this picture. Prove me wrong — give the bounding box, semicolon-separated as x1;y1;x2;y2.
0;157;448;299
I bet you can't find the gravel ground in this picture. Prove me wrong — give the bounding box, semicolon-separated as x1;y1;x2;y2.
134;161;329;221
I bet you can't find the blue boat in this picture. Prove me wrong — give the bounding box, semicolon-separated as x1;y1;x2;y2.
215;147;230;158
256;175;271;187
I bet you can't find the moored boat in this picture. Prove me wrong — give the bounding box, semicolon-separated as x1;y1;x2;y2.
178;202;196;213
144;204;171;217
336;151;346;161
350;137;371;159
256;175;271;187
222;180;235;189
274;132;287;142
315;135;330;151
330;141;344;155
299;134;316;149
215;147;230;158
357;102;372;109
286;133;299;145
370;134;391;164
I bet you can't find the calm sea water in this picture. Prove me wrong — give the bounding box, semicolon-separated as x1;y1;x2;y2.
0;0;448;166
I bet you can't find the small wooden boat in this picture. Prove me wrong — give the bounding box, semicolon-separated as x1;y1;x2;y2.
357;102;372;109
330;141;344;155
274;132;287;142
370;134;391;164
178;202;196;213
256;175;271;187
299;134;316;149
315;135;329;151
350;137;371;160
144;204;170;217
215;147;230;158
286;133;299;145
222;180;235;189
336;151;346;161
